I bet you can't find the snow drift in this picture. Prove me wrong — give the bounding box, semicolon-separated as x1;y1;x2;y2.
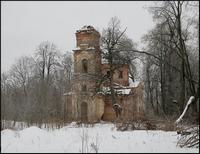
1;123;198;153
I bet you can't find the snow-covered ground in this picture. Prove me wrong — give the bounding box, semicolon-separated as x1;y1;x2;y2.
1;122;198;153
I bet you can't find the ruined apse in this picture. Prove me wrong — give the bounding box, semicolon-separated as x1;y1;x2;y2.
64;25;145;122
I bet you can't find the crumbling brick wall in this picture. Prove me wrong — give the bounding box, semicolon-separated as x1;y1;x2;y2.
121;83;145;121
101;64;129;86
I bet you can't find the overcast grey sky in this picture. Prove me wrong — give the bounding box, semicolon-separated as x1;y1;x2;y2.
1;1;155;72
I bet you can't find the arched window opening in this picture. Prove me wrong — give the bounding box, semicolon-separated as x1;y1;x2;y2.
119;70;123;78
82;59;88;73
107;71;110;77
82;85;87;92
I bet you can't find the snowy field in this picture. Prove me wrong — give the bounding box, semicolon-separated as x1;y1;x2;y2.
1;122;198;153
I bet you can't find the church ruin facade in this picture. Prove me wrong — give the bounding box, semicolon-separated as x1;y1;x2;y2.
64;26;145;122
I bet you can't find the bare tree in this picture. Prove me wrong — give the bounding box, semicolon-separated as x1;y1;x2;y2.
100;17;138;118
10;56;35;97
149;1;199;117
33;42;61;121
1;72;10;120
34;41;61;82
1;41;73;125
135;1;199;121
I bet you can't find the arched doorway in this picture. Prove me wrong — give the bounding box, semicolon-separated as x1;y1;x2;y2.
81;102;88;122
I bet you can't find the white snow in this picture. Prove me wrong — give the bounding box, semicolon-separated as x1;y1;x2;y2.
101;86;132;95
117;88;132;95
102;58;108;64
81;25;89;31
175;96;195;124
63;92;73;95
129;78;140;87
101;86;111;94
79;25;94;31
87;47;95;50
76;25;96;33
1;122;198;153
73;46;95;51
73;47;81;51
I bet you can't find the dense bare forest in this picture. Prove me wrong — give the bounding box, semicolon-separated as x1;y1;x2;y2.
1;1;199;125
142;1;199;121
1;42;73;123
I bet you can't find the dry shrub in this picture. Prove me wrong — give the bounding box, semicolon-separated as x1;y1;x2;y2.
177;125;199;148
161;121;177;131
116;122;136;131
132;113;147;122
76;121;95;128
145;121;157;130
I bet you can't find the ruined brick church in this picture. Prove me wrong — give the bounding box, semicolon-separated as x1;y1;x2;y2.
64;25;145;122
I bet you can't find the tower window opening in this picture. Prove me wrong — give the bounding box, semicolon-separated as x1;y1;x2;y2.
119;70;123;78
82;59;88;73
82;85;87;92
107;71;110;77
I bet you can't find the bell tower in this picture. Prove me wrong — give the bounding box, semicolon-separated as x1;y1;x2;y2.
73;26;101;76
72;25;102;121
